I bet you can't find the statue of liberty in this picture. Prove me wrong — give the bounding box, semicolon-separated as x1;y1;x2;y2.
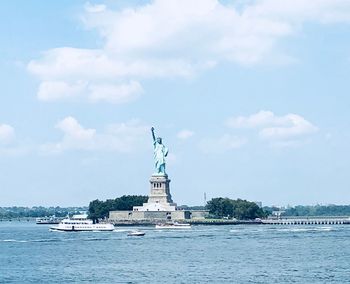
151;127;168;175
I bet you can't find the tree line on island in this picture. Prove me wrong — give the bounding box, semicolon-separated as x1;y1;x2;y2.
88;195;148;221
87;196;267;220
206;198;267;220
87;197;350;220
2;199;350;220
262;204;350;217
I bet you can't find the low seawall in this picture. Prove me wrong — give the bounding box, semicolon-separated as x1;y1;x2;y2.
111;217;350;226
262;217;350;225
110;219;262;226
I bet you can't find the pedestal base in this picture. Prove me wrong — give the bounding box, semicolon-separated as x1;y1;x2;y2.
133;174;177;212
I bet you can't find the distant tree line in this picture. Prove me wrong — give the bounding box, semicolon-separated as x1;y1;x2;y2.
4;200;349;221
177;205;206;210
0;206;87;219
88;195;148;221
206;198;267;220
263;205;350;217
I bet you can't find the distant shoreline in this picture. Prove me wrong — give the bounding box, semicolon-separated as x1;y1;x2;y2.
111;217;350;226
2;216;350;226
0;218;37;222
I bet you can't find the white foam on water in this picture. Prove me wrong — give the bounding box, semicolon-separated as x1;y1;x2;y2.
1;239;28;243
277;226;334;233
317;226;333;231
113;229;129;232
49;229;64;232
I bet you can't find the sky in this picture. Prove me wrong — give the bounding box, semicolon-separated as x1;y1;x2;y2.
1;0;350;207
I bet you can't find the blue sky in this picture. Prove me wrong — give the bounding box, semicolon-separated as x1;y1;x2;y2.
1;0;350;206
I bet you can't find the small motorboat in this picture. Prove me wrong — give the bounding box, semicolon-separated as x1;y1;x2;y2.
127;230;146;236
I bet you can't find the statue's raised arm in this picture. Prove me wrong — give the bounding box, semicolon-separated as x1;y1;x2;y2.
151;127;156;143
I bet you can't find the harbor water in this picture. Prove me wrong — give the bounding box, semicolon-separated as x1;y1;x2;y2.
1;222;349;283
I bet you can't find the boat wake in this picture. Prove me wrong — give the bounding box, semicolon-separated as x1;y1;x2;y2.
49;228;64;232
113;229;129;232
1;239;28;243
277;226;334;233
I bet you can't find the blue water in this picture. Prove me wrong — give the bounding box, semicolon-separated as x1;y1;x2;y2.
1;222;350;283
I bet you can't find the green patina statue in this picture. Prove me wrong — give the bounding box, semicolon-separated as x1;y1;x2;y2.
151;127;168;175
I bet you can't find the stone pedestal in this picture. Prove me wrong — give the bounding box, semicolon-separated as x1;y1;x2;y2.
133;174;177;212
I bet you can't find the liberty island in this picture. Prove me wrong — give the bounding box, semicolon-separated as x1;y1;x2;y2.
109;127;208;223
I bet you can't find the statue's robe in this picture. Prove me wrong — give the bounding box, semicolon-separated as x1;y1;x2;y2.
154;142;168;173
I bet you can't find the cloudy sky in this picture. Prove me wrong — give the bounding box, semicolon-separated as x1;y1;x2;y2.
1;0;350;207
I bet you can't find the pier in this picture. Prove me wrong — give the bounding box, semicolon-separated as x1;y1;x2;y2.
262;217;350;225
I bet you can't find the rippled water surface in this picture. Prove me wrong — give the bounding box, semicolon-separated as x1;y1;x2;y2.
1;222;350;283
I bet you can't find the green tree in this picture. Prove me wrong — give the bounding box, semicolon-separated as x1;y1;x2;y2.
206;197;267;220
206;198;234;218
88;195;148;221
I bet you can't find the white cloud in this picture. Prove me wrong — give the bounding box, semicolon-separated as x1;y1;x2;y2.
200;134;247;153
0;124;31;156
36;79;142;104
177;129;194;140
101;120;149;152
227;110;318;144
88;81;142;104
28;0;350;103
0;124;15;144
82;0;290;64
84;2;106;13
28;48;201;80
244;0;350;25
227;110;280;128
41;117;149;154
56;116;96;142
37;81;87;102
259;114;318;140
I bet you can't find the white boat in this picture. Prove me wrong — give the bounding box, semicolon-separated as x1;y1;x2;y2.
127;230;146;236
155;222;191;229
50;214;114;232
36;216;62;225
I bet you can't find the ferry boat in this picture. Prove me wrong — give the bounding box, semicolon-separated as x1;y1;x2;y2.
36;216;62;225
50;214;114;232
155;221;191;229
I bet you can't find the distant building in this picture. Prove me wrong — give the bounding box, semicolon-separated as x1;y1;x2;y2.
271;210;285;219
